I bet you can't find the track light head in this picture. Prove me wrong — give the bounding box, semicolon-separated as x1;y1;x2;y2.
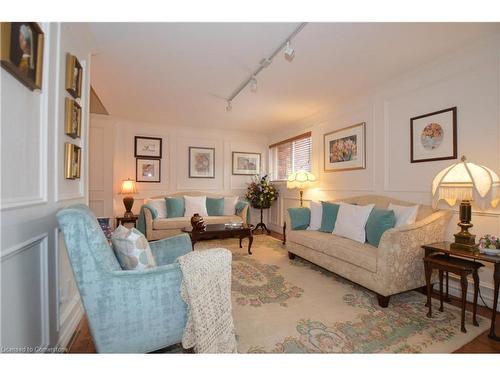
284;41;295;62
250;77;257;93
260;58;272;68
225;100;232;112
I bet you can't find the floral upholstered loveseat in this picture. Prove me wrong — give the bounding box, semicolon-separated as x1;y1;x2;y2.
285;195;452;307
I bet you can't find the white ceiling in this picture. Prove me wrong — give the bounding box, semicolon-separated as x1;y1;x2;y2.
89;22;498;133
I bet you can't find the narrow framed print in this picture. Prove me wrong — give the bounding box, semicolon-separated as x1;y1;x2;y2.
65;53;83;99
189;146;215;178
410;107;457;163
136;158;161;183
64;97;81;138
324;122;366;172
232;151;261;175
0;22;44;90
134;136;162;158
64;143;81;179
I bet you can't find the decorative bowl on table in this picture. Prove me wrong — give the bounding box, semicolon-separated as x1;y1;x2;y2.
478;234;500;256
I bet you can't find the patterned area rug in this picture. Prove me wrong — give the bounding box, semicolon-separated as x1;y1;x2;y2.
194;235;489;353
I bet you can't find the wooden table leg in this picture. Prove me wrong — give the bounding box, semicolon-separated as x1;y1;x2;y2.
445;271;451;302
460;273;468;333
239;236;243;248
247;230;253;255
425;260;433;318
488;263;500;341
472;269;479;327
439;270;444;312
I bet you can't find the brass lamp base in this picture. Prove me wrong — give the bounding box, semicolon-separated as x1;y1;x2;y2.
450;200;477;252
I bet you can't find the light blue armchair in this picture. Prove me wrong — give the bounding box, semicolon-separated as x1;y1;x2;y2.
56;204;192;353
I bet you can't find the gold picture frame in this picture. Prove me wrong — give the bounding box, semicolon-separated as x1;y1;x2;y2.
65;98;82;138
65;53;83;99
65;143;81;179
0;22;44;90
323;122;366;172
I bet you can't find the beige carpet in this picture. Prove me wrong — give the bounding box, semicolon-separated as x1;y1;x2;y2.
194;235;489;353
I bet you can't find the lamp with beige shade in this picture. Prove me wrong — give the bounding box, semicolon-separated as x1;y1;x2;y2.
287;171;317;207
120;178;138;218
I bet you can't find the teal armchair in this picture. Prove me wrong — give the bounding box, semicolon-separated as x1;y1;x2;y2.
56;204;192;353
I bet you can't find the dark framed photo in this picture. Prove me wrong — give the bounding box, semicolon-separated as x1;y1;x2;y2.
0;22;44;90
324;122;366;172
134;136;162;158
136;158;161;183
189;147;215;178
232;151;261;175
64;143;81;180
64;98;81;139
65;53;83;99
410;107;457;163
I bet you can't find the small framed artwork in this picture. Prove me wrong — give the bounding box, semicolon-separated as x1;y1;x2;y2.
189;147;215;178
324;122;366;172
0;22;44;90
64;98;81;139
136;158;161;183
134;136;162;158
64;143;81;179
410;107;457;163
65;53;83;99
232;152;261;175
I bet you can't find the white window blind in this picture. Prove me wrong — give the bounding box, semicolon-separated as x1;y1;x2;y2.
269;132;312;181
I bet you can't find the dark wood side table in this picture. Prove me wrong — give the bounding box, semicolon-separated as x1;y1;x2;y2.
422;242;500;341
116;215;139;228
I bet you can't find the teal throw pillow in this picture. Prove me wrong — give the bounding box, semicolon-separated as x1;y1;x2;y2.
319;202;340;232
206;197;224;216
165;197;185;218
365;208;396;247
287;207;311;230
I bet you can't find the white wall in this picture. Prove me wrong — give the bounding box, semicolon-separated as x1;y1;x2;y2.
268;32;500;309
89;115;269;224
1;23;93;350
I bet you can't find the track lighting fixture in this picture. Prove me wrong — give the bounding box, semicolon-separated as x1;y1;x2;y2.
225;100;232;112
284;41;295;62
250;76;257;93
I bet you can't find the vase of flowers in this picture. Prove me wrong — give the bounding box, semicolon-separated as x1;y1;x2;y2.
245;175;279;234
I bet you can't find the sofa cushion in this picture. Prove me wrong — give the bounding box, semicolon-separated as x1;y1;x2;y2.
333;203;374;243
287;207;311;230
308;201;322;231
288;230;378;273
166;197;185;218
365;208;396;247
111;225;157;270
319;202;339;233
206;197;224;216
184;195;208;217
144;198;167;218
223;196;239;216
153;215;243;230
388;203;419;227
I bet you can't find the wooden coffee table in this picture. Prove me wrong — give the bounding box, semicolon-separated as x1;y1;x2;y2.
181;223;254;255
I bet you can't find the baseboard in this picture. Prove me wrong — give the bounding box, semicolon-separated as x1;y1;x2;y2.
57;295;84;349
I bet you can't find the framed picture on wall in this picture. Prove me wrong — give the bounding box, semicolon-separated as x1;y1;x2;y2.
134;136;162;158
64;98;81;138
64;143;81;179
410;107;457;163
136;158;161;183
232;151;261;175
0;22;44;90
65;53;83;99
324;122;366;172
189;146;215;178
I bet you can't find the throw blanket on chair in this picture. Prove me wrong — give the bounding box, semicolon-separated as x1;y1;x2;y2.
177;248;237;353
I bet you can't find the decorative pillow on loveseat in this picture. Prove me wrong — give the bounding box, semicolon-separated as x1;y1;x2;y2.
287;207;311;230
144;198;167;218
165;197;185;218
111;225;157;270
333;203;374;243
206;197;224;216
307;201;322;231
319;202;340;233
365;208;396;247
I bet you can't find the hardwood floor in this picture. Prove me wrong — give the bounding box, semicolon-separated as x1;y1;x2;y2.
68;231;500;353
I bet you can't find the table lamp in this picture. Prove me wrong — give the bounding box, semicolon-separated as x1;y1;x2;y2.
287;171;317;207
120;178;138;218
432;156;499;251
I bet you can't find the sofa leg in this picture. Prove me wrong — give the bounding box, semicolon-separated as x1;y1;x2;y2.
288;251;296;260
377;294;390;308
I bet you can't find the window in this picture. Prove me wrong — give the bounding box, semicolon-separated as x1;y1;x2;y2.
269;132;312;181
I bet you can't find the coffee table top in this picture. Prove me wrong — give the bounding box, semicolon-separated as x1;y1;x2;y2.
182;223;253;234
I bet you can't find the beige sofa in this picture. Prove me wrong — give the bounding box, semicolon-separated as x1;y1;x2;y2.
142;191;249;241
285;195;452;307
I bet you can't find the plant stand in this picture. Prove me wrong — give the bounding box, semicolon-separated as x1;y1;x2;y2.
253;207;271;234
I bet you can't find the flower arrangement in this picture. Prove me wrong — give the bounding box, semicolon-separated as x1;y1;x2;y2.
479;234;500;250
245;175;279;209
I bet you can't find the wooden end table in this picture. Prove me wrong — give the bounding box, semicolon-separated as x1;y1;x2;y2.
182;223;254;255
116;215;138;228
422;242;500;341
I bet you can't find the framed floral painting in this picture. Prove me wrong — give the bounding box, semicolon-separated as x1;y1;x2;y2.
136;158;161;183
324;122;366;172
189;146;215;178
232;151;261;175
410;107;457;163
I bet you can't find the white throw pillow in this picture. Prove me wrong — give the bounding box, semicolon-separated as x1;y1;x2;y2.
111;225;157;270
332;203;375;243
307;201;323;231
144;198;167;218
184;195;208;217
223;196;239;216
388;203;419;227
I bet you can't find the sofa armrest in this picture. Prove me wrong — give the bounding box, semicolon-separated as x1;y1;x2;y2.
143;206;155;240
237;203;249;224
149;233;192;266
376;210;453;294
